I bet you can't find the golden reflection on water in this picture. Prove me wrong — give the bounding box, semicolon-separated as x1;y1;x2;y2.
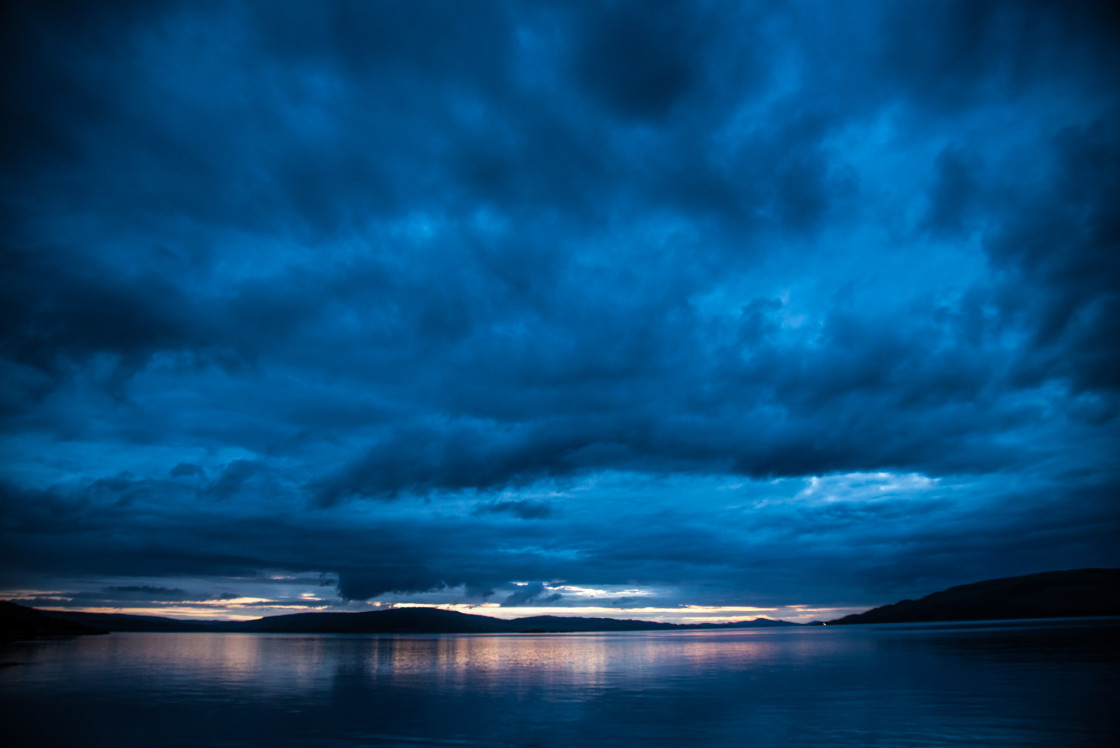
14;629;813;697
338;630;794;699
8;623;1116;747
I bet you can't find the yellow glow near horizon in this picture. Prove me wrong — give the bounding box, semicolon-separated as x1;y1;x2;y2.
390;603;782;623
38;605;262;621
14;592;860;624
385;602;863;624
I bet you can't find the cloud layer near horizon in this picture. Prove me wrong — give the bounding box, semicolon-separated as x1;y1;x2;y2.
2;0;1118;618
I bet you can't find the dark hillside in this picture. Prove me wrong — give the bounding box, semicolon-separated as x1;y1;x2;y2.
830;569;1120;625
0;601;107;639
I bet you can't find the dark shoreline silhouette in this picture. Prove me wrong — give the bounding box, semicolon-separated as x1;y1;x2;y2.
1;602;799;636
826;568;1120;625
4;568;1117;637
0;600;107;640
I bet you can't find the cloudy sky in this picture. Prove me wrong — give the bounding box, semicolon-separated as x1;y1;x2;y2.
2;0;1118;624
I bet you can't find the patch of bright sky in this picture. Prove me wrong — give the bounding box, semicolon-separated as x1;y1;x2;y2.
793;472;939;505
4;571;870;625
516;470;773;512
5;571;348;619
21;598;855;624
394;603;853;625
492;546;586;562
543;470;946;510
525;584;653;601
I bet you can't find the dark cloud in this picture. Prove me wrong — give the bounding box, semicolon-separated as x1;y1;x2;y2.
474;500;554;520
1;0;1117;615
571;1;703;121
2;462;1118;611
336;569;454;603
170;462;205;479
204;460;270;502
923;145;982;237
875;0;1120;116
235;599;326;608
502;582;564;608
981;119;1120;395
0;248;201;387
101;585;189;599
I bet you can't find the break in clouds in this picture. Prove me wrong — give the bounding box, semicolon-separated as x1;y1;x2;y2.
1;0;1118;620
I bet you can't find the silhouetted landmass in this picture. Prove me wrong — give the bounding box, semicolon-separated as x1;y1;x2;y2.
241;607;515;634
695;618;798;629
240;610;801;634
7;569;1117;636
0;600;107;639
17;602;800;635
829;569;1120;625
40;610;228;633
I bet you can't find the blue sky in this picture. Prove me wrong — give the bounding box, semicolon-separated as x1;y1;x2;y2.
2;0;1118;623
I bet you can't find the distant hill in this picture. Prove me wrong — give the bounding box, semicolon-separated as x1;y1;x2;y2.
240;607;515;634
239;609;800;634
10;569;1116;635
16;603;800;635
829;569;1120;625
40;610;228;633
0;600;107;639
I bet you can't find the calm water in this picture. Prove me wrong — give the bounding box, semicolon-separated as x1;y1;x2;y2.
2;619;1117;747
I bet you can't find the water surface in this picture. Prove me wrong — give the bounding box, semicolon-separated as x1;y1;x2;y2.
3;618;1117;746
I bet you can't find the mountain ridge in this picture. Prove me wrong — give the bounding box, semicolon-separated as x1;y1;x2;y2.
0;600;108;639
827;568;1120;625
7;568;1117;637
5;604;799;635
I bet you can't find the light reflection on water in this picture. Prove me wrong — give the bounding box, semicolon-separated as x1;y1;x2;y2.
2;620;1117;747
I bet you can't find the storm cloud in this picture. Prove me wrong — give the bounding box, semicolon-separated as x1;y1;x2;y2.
1;0;1117;620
